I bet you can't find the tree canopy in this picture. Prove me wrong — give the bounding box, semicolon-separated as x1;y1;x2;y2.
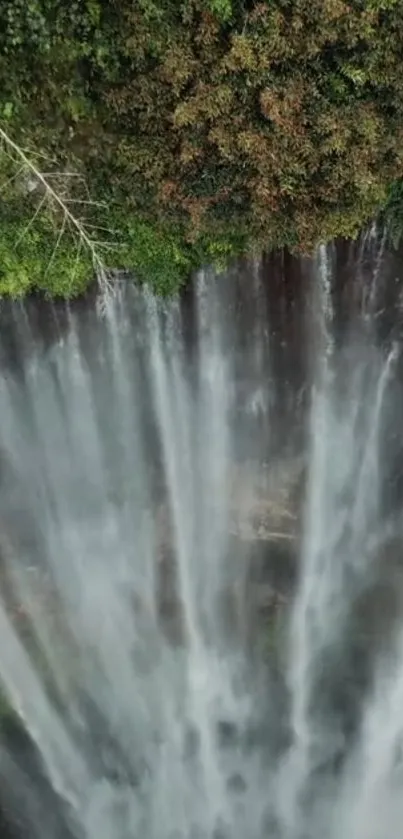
1;0;403;295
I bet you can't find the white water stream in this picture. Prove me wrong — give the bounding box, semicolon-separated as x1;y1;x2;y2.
0;246;402;839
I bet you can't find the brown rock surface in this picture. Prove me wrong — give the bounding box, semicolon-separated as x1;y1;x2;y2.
227;456;304;545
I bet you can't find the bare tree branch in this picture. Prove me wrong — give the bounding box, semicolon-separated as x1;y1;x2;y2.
0;127;120;305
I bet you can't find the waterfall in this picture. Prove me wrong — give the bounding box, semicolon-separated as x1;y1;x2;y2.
0;244;402;839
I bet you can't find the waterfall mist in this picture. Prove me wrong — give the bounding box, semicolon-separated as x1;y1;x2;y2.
0;241;402;839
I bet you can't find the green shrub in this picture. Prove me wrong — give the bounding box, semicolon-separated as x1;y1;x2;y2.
113;217;192;295
208;0;233;23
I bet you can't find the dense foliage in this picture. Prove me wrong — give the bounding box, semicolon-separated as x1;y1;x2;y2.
1;0;403;295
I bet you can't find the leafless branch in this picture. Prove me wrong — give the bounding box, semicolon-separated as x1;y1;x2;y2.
0;126;118;304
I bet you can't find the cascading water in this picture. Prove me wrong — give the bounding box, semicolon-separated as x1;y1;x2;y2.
0;243;402;839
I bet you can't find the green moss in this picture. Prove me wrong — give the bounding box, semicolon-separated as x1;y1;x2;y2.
258;607;288;665
0;687;19;729
0;200;245;297
0;216;93;298
381;178;403;249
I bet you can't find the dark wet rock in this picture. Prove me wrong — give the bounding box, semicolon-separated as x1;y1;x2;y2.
226;772;247;794
0;717;80;839
212;816;230;839
182;725;200;761
216;720;239;749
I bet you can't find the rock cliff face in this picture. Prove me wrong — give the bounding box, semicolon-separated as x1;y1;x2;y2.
0;716;79;839
151;455;304;651
0;453;303;655
228;457;303;544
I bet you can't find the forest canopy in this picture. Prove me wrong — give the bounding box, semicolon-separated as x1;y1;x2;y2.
1;0;403;296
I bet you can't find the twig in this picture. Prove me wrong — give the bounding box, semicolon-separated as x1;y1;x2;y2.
63;199;107;208
81;222;118;234
229;527;297;542
41;171;86;180
44;213;67;277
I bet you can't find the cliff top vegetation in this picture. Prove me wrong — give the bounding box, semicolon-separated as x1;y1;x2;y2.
1;0;403;296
